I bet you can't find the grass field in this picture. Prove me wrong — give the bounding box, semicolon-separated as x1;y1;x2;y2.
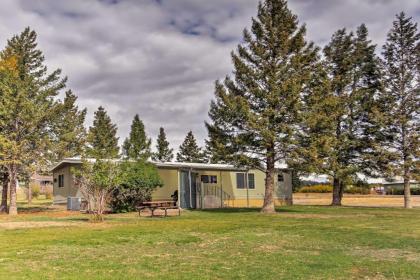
294;193;420;207
0;200;419;280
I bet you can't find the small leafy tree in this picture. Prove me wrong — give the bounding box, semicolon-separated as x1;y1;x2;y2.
73;159;121;222
152;127;173;162
109;160;163;213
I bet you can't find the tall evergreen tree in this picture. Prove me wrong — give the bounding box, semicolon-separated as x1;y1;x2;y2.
87;106;119;159
380;12;419;208
0;28;66;215
152;127;173;162
52;90;87;160
122;114;151;160
299;25;382;206
177;131;206;163
205;0;318;212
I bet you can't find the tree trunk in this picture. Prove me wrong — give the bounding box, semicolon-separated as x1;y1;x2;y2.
28;183;32;204
403;171;412;209
331;177;342;206
261;147;276;213
0;173;9;213
8;165;18;216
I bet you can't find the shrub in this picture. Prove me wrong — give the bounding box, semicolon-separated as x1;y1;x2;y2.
44;186;53;199
109;160;163;213
298;184;333;193
73;159;122;222
30;183;41;199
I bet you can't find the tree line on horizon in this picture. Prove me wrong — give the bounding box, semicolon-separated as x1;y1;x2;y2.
0;0;418;215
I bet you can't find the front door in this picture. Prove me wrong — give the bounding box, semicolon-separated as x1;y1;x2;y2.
179;170;198;209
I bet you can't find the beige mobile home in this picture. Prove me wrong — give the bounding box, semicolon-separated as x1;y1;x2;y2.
51;158;293;209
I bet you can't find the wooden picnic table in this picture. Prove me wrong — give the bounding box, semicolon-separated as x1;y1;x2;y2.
137;200;180;217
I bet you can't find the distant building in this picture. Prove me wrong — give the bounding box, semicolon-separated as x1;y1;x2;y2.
381;180;419;194
30;173;53;192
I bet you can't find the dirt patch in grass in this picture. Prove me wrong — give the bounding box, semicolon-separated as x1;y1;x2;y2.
351;247;420;263
0;221;83;230
256;244;281;252
294;193;420;208
278;212;374;219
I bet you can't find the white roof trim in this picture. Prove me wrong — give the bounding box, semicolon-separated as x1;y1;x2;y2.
51;157;250;172
151;161;248;171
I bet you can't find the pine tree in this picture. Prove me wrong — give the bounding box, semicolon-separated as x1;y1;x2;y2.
0;28;66;215
177;131;206;163
380;12;419;208
205;0;319;213
152;127;173;162
52;90;87;160
299;25;382;206
86;107;119;159
122;114;151;160
205;124;237;164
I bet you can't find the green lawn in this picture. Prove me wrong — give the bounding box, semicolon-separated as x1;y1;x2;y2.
0;206;419;279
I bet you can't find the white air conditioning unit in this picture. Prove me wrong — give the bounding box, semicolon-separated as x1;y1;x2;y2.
67;197;81;211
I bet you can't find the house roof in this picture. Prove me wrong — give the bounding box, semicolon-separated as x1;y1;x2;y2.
382;180;419;185
50;157;290;172
152;161;248;171
30;174;53;182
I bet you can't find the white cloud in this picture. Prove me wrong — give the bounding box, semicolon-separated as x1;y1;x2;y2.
0;0;418;153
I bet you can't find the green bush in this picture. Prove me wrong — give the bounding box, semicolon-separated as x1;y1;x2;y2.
298;184;333;193
109;160;163;213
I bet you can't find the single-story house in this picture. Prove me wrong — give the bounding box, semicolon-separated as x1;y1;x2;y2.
51;158;293;209
30;173;53;192
381;180;419;193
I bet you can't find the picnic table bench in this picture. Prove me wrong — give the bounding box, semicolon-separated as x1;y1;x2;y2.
137;201;180;217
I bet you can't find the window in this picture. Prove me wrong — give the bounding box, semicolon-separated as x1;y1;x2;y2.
236;173;245;189
278;174;284;182
58;174;64;188
248;174;255;189
236;173;255;189
201;175;209;183
201;175;217;184
210;175;217;184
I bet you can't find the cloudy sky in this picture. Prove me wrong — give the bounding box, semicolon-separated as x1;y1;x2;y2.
0;0;419;151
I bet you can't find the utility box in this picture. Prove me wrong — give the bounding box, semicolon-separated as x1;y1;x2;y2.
67;197;81;211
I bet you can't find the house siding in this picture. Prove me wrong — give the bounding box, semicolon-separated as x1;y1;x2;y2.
53;164;81;204
52;162;293;208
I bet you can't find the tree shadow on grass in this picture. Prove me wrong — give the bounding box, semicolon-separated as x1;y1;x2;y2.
194;207;301;214
64;217;91;222
17;205;55;214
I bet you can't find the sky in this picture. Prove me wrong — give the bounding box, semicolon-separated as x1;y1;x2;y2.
0;0;419;152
